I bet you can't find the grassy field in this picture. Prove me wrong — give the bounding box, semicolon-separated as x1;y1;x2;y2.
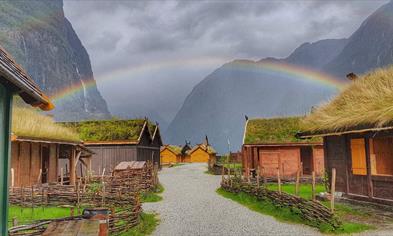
266;183;325;200
141;184;164;203
217;188;373;234
118;212;159;236
9;205;78;227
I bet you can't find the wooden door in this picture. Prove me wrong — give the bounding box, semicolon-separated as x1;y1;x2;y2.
41;146;50;183
260;151;280;177
300;147;313;175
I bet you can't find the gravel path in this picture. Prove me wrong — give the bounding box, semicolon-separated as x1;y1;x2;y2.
143;163;322;236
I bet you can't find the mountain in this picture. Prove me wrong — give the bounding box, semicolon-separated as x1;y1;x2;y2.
0;0;110;120
324;1;393;78
165;38;348;153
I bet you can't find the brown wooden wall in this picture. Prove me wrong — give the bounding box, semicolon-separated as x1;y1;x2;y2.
242;145;325;178
87;145;161;175
11;141;59;187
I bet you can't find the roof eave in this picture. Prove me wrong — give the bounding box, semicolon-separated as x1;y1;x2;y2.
0;64;54;111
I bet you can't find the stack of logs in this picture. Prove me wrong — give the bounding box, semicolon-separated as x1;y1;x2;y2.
221;177;341;229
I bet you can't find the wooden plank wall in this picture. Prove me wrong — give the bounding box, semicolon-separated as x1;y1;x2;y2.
10;141;59;187
325;136;348;194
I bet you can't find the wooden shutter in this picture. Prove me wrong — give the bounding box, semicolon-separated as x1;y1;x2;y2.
350;138;367;175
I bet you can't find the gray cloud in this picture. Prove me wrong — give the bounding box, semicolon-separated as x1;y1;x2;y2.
63;0;388;126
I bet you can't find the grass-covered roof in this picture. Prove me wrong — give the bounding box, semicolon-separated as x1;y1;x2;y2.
191;144;216;154
163;145;183;155
12;107;80;142
244;117;321;144
302;66;393;134
63;119;149;142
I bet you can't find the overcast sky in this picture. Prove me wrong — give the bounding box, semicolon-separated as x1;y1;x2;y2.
63;0;388;125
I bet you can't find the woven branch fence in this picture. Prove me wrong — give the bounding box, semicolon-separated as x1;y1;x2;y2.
221;177;341;229
8;171;150;236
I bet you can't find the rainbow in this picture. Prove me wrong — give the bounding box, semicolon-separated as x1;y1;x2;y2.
51;58;345;103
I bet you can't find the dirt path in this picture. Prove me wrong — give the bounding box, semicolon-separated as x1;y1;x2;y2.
143;163;321;236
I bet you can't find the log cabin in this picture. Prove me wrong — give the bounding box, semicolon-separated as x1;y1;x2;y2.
11;108;92;187
298;67;393;206
187;143;216;163
160;142;192;164
0;45;54;233
64;119;163;174
242;117;324;178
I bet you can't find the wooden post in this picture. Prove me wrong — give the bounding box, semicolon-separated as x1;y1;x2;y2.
10;168;14;190
331;168;336;213
12;217;17;227
262;167;267;185
277;168;281;194
60;168;64;185
37;169;42;184
77;180;81;214
295;168;300;196
70;150;76;186
256;168;260;188
70;207;74;217
312;171;316;201
300;162;303;176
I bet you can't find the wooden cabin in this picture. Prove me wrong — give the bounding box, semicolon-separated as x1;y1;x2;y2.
64;119;163;175
11;108;92;187
242;117;324;178
160;142;192;164
0;45;54;234
299;67;393;206
187;143;216;163
160;145;182;164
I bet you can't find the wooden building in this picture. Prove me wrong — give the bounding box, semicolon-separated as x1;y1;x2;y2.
11;108;92;187
0;45;54;234
64;119;163;174
242;117;324;178
160;142;191;164
299;67;393;206
187;143;216;163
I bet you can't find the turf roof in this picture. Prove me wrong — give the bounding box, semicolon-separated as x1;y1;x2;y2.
302;66;393;134
12;107;80;142
244;117;321;144
163;145;183;155
63;119;149;142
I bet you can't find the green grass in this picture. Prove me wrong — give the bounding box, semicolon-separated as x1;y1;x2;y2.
169;163;184;168
223;163;242;169
9;205;78;227
141;184;164;203
217;188;373;234
118;212;159;236
266;183;325;200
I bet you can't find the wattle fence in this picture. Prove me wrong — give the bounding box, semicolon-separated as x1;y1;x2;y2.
221;177;340;229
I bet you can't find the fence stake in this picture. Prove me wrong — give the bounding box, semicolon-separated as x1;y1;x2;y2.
11;168;14;191
256;168;260;188
262;167;267;185
312;171;316;201
295;167;300;196
60;168;64;185
37;169;42;184
331;168;336;213
277;168;281;194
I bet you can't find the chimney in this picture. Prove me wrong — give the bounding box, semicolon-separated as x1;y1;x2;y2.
346;72;358;81
205;135;209;146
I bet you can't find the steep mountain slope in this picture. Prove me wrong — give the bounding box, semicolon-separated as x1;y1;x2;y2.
324;1;393;77
0;0;110;120
166;38;343;152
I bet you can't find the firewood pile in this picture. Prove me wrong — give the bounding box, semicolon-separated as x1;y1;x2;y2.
8;173;144;236
221;177;341;229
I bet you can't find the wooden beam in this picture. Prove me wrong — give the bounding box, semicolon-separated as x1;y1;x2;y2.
69;149;76;186
344;136;350;194
365;137;373;198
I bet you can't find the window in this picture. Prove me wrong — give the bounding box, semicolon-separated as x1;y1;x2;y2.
370;137;393;176
350;138;367;175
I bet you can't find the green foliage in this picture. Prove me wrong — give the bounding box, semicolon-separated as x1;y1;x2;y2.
140;184;164;203
217;188;373;234
8;205;78;227
244;117;321;144
266;183;325;200
117;213;159;236
63;119;148;142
